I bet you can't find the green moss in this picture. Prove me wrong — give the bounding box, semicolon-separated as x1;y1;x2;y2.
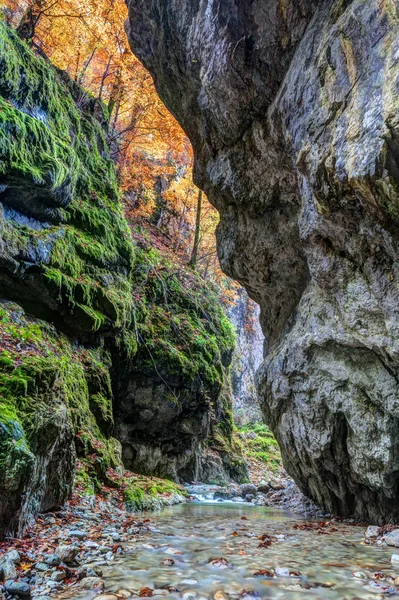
132;241;235;390
0;21;135;334
234;423;282;474
123;476;186;511
0;301;120;495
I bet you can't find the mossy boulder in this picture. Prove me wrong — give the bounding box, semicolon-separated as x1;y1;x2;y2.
0;20;134;337
0;301;121;538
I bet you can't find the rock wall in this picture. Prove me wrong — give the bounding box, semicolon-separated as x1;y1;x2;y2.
228;288;263;425
0;21;237;538
127;0;399;522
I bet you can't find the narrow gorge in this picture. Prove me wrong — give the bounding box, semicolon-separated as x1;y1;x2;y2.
126;0;399;523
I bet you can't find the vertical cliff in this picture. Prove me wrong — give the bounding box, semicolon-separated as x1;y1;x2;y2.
126;0;399;522
229;289;263;425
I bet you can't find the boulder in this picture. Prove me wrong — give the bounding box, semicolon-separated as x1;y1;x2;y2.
384;530;399;547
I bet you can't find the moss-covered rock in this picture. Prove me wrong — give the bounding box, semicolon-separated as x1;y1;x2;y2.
0;20;134;337
0;19;241;537
0;300;121;538
112;240;236;480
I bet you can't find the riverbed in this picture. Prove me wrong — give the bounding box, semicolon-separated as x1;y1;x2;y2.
81;501;398;599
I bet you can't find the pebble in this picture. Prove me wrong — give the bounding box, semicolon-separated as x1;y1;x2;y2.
182;593;196;600
214;591;229;600
181;580;198;585
275;568;290;577
34;564;48;573
115;589;132;597
93;595;120;600
391;555;399;563
50;572;66;582
5;581;31;598
79;577;105;590
352;571;368;579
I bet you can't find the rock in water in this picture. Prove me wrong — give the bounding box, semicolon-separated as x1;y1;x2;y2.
126;0;399;521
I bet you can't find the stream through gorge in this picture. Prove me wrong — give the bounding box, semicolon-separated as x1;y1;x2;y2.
73;496;399;600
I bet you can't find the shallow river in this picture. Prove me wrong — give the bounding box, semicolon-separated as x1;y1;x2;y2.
81;500;399;600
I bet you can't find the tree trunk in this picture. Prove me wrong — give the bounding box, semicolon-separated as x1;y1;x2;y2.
189;189;202;269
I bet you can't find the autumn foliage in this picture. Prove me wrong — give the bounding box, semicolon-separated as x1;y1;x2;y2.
1;0;240;299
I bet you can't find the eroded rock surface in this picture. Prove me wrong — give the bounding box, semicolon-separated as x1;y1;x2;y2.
127;0;399;521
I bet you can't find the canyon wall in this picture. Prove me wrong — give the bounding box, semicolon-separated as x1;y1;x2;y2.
127;0;399;522
0;21;238;538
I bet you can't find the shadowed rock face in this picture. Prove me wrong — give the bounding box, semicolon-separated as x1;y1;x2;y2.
127;0;399;522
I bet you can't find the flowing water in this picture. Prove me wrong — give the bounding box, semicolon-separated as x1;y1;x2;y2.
80;499;399;600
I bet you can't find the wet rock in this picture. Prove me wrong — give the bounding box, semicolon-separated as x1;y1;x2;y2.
257;483;270;495
244;495;254;503
207;557;232;570
34;564;48;573
240;485;257;498
365;526;380;539
4;581;31;598
79;577;105;591
384;530;399;547
56;545;79;564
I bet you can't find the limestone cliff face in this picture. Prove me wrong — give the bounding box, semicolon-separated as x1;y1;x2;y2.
127;0;399;522
229;289;263;425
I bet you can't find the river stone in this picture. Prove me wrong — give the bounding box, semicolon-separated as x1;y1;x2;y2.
79;577;104;591
240;484;257;498
126;0;399;523
56;545;79;564
44;555;61;567
4;581;31;598
257;483;270;494
0;559;17;580
384;530;399;547
5;551;20;564
365;526;380;539
68;529;87;539
51;571;66;582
